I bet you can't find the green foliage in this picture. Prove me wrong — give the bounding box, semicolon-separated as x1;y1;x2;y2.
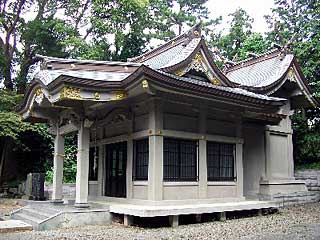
211;8;264;61
45;134;77;183
269;0;320;166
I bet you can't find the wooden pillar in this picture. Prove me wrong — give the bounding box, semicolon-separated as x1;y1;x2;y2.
75;120;90;207
198;105;207;199
169;215;179;227
52;128;64;203
148;99;163;201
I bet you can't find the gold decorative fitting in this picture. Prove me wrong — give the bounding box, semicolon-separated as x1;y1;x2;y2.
59;86;81;100
157;130;162;135
142;79;149;89
287;67;296;82
111;90;128;100
194;30;200;37
94;92;101;100
148;129;152;134
211;78;221;86
175;70;185;76
35;88;43;96
191;53;205;72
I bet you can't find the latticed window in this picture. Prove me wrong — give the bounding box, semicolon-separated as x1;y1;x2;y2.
133;138;149;181
207;142;235;181
89;147;98;181
163;138;198;181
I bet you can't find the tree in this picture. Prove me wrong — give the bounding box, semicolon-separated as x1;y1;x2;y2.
0;90;53;184
211;8;257;61
268;0;320;166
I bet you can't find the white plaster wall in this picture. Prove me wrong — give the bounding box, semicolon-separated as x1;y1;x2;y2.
243;125;265;197
207;185;237;198
134;114;149;131
88;182;98;196
163;113;198;132
163;185;198;200
207;119;236;137
132;185;148;199
268;133;289;178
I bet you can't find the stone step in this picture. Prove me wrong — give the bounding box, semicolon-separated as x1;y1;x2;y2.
21;208;52;220
0;220;33;233
12;212;42;226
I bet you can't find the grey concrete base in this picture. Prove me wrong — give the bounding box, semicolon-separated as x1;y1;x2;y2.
123;215;134;226
109;200;279;217
260;180;308;196
51;199;64;204
169;215;179;227
74;203;90;208
261;191;320;206
217;212;226;221
10;203;111;231
0;220;32;233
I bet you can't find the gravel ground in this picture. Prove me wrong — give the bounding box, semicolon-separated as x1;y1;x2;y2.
0;199;21;220
1;202;320;240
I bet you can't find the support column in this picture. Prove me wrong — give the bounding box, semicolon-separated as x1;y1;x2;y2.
148;99;163;201
126;139;133;199
236;143;243;198
236;119;244;198
75;120;90;207
97;144;103;197
52;132;65;203
198;106;207;199
169;215;179;227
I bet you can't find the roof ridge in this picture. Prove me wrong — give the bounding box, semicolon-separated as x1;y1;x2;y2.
224;49;282;73
128;23;202;63
36;54;141;66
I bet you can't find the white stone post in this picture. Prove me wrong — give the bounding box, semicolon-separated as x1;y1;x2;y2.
236;119;244;198
236;143;244;198
126;139;133;199
52;132;65;203
97;145;103;197
148;99;163;201
198;106;207;199
75;120;90;207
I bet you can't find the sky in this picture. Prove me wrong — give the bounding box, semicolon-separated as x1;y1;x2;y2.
205;0;275;34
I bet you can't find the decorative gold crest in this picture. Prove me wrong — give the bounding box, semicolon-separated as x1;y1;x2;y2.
193;30;200;37
111;90;128;100
287;67;296;82
210;78;221;86
59;86;81;100
94;92;101;100
175;70;185;77
142;79;149;89
35;88;43;96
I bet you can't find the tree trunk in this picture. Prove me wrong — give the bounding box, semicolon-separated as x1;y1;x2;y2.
0;139;8;185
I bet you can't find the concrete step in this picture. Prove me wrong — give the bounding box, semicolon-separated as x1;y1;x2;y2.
11;212;42;226
37;206;61;215
21;208;52;220
0;220;33;233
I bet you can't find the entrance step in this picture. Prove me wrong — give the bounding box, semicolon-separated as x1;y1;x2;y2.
0;220;32;233
10;202;111;231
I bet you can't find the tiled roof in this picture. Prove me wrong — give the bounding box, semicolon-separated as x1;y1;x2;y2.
142;44;185;69
161;38;201;68
36;69;131;85
36;55;141;67
157;70;286;102
225;52;294;88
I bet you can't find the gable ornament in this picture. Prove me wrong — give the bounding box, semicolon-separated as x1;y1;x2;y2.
287;67;296;82
59;86;82;100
